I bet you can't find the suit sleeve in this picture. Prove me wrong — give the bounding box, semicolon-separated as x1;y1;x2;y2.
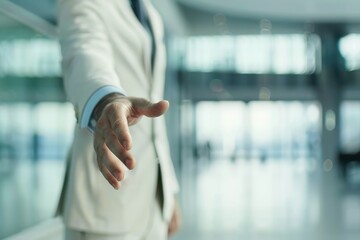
57;0;124;124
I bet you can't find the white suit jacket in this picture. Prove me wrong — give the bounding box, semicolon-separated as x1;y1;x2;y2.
57;0;179;234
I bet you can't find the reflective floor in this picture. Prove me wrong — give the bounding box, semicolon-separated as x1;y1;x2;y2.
1;157;360;239
0;159;65;239
0;102;73;239
174;157;360;240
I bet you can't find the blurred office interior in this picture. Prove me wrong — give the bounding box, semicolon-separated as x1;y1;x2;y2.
1;0;360;239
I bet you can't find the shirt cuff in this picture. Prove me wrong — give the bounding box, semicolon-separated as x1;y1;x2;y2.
80;85;126;131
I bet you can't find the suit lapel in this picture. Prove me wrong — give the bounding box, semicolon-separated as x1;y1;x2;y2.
144;0;164;99
118;0;153;82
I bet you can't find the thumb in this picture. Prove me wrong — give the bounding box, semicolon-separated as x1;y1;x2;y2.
132;98;169;118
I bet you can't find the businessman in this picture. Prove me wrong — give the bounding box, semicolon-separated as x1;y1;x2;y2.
57;0;180;239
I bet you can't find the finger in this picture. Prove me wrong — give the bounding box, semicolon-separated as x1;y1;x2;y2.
173;216;180;233
100;141;129;181
168;207;180;236
94;134;126;181
98;161;120;189
105;103;133;151
96;114;109;132
132;98;169;118
168;223;173;235
175;207;181;227
103;131;136;170
168;221;176;236
168;218;176;236
95;113;135;170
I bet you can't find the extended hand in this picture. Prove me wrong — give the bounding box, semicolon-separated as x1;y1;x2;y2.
93;95;169;189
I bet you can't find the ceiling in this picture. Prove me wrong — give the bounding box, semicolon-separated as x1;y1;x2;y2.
177;0;360;22
2;0;360;37
6;0;360;24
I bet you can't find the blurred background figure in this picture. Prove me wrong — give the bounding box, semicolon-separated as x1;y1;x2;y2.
1;0;360;240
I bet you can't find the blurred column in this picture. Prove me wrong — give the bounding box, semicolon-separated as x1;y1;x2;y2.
316;24;346;234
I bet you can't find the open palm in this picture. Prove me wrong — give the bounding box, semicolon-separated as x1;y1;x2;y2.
93;95;169;189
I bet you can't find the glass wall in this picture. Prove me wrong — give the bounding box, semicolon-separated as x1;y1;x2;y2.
0;12;74;238
0;38;61;77
340;101;360;186
195;101;321;160
339;34;360;71
340;101;360;153
170;34;320;74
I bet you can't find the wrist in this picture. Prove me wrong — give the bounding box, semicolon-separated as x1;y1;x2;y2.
93;93;125;121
